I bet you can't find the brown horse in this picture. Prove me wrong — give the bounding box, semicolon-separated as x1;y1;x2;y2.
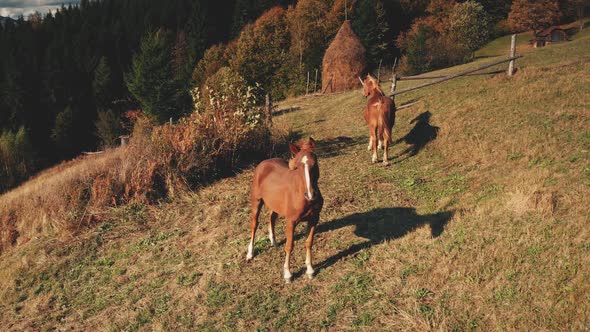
359;74;396;165
247;138;324;283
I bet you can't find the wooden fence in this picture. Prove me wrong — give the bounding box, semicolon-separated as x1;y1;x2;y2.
388;34;521;97
303;34;521;99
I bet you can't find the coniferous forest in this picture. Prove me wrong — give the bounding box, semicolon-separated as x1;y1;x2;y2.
0;0;585;192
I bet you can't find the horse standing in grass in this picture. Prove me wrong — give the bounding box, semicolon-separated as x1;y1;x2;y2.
247;138;324;283
359;74;396;165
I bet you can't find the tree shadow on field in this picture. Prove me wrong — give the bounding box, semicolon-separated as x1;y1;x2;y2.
290;207;454;279
274;106;301;117
316;135;365;158
393;111;439;163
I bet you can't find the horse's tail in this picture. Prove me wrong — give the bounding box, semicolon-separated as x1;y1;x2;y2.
378;97;392;144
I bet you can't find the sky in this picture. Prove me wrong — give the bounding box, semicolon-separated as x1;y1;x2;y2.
0;0;80;19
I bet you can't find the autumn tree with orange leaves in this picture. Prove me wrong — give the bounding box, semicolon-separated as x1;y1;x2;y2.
508;0;562;35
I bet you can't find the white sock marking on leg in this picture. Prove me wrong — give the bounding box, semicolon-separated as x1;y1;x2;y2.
247;243;253;260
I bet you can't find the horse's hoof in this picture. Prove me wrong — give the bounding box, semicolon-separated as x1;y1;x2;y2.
306;272;314;280
284;277;292;284
382;161;390;167
367;145;372;151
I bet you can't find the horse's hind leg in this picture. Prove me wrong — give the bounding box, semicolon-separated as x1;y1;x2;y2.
246;199;263;261
268;211;278;246
370;127;378;163
382;137;390;166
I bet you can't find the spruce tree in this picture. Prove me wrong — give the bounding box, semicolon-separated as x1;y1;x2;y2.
126;30;179;124
92;56;112;109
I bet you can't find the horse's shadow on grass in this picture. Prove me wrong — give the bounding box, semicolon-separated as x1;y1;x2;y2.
287;207;454;279
393;111;439;163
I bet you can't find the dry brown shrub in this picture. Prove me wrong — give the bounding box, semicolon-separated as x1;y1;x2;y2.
0;82;275;254
322;20;367;93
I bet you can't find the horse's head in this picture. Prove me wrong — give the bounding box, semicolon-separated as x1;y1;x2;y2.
359;74;383;97
288;137;320;201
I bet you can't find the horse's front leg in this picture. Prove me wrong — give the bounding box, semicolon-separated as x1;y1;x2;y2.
246;199;263;261
283;219;296;283
305;219;318;279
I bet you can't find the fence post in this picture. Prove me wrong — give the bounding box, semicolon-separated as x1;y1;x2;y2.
306;71;310;95
377;59;382;81
314;69;318;93
391;57;398;94
508;34;517;76
265;94;272;126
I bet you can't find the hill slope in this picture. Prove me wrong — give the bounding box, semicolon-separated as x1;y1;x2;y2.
1;31;589;330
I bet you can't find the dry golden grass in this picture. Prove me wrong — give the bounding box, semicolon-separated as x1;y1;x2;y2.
0;29;589;331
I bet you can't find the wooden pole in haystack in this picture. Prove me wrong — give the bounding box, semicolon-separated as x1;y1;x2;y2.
345;0;347;21
508;34;517;76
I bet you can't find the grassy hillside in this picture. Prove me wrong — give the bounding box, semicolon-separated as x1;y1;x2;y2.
1;31;589;330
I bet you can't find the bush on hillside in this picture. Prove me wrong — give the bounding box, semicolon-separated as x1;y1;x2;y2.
95;110;121;149
0;127;34;193
229;6;297;99
0;75;279;253
445;1;491;54
397;0;489;75
191;44;228;88
106;73;271;203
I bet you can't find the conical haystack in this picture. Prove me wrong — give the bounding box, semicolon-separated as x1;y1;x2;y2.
322;20;366;93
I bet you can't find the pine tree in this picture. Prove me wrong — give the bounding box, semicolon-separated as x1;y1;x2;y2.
51;105;74;154
126;30;179;124
231;0;251;39
186;0;206;69
92;56;112;109
353;0;392;66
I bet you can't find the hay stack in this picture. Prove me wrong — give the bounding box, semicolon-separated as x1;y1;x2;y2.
322;20;366;93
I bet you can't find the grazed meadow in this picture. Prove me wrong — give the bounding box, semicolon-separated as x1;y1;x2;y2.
0;30;589;330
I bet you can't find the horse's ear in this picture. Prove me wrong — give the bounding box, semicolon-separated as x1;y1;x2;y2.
308;137;316;150
289;142;300;156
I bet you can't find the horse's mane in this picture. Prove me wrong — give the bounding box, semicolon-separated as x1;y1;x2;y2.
367;74;384;96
